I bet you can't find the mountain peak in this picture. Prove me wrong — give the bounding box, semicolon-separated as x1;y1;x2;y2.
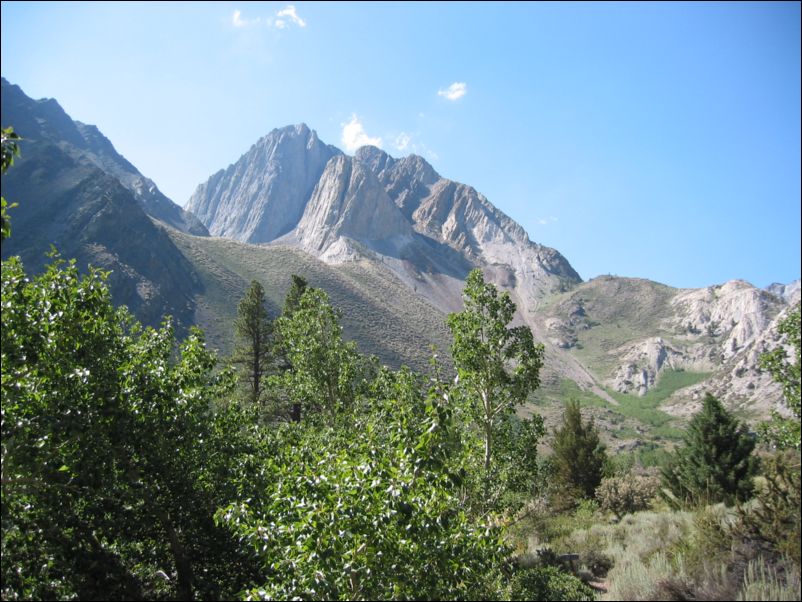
187;123;341;242
355;145;395;172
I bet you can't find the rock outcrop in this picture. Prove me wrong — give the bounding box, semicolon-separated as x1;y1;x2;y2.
766;280;801;305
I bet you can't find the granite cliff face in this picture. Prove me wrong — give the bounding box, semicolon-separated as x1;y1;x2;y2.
288;155;415;261
354;146;581;315
766;280;801;305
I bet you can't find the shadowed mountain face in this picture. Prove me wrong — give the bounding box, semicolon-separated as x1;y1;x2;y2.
1;79;201;331
1;78;208;236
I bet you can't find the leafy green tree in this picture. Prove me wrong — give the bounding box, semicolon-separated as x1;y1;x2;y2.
1;255;259;600
271;287;370;421
551;400;607;508
1;126;21;240
447;269;544;476
661;393;758;507
216;374;507;600
759;303;801;450
233;280;273;405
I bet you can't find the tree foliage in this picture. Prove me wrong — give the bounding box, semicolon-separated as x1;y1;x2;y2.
759;303;801;450
447;269;544;476
1;126;22;240
550;400;607;508
661;393;757;507
217;375;507;601
233;280;273;405
271;287;372;422
1;255;260;600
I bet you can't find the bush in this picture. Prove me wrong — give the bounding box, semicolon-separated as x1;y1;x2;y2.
507;566;595;601
597;474;660;518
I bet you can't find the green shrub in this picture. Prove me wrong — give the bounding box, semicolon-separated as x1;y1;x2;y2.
507;566;595;601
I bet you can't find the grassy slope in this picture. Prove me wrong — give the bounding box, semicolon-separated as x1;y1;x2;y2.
172;233;709;444
168;230;453;374
529;277;718;442
539;275;680;377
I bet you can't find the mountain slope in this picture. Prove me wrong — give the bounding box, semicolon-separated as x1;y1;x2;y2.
534;275;789;417
1;78;207;235
1;79;201;330
188;126;582;322
167;230;452;374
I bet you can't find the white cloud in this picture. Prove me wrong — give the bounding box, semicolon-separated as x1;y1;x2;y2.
341;115;382;152
437;82;467;101
275;5;306;28
390;131;439;162
232;9;260;27
235;6;306;30
536;216;558;225
394;132;411;152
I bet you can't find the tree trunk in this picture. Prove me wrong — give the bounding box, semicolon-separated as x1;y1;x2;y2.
155;505;194;601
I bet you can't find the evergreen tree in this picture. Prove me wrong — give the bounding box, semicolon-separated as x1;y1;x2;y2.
661;393;757;506
233;280;273;405
551;400;607;508
282;274;308;317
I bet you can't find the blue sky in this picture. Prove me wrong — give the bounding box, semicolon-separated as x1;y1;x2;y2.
2;1;799;289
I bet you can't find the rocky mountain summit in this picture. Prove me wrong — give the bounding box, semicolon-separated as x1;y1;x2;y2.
188;125;581;316
187;124;340;242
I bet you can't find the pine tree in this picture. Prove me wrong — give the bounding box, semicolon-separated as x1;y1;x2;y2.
551;400;607;508
282;274;308;318
661;393;757;507
233;280;273;405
